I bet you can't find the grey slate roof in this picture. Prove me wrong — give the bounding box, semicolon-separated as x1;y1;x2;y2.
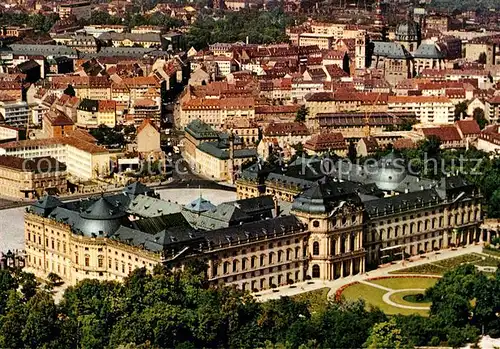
80;47;155;59
124;182;152;197
128;195;183;218
372;41;412;59
412;43;444;59
183;202;253;230
292;180;361;214
131;212;190;234
202;215;304;248
8;44;79;58
364;189;442;218
184;196;216;213
185;119;219;140
30;195;63;216
197;142;257;160
98;32;162;43
228;195;275;216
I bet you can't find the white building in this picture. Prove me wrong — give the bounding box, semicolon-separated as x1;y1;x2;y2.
0;136;110;180
388;96;454;125
0;100;30;127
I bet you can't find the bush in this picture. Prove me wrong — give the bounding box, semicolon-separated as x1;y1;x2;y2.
430;336;441;346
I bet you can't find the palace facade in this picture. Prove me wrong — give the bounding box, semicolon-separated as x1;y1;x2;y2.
25;155;486;290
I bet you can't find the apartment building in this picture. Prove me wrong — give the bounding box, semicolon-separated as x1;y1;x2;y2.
0;136;110;180
77;99;117;128
43;110;75;138
179;97;255;129
0;100;30;127
58;1;92;20
305;91;389;130
298;33;335;50
486;96;500;124
388;96;454;125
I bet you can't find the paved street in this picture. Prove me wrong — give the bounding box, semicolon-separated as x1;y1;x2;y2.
254;244;485;301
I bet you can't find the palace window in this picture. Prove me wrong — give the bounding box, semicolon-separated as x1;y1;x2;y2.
84;255;90;267
312;242;320;255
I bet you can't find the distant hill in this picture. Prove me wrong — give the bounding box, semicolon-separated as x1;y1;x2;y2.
430;0;500;11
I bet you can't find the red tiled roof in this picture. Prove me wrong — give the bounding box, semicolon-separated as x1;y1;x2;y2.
68;129;97;143
304;132;346;151
45;110;74;127
137;118;158;133
360;137;378;151
393;138;416;150
422;126;461;142
264;122;310;136
0;136;107;154
455;119;481;135
98;100;116;112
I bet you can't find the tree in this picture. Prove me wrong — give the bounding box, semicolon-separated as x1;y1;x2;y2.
364;318;409;349
0;270;17;312
63;84;76;97
473;108;487;129
347;140;357;161
22;291;60;348
419;135;441;158
295;105;308;122
318;300;386;348
454;101;468;121
478;52;487;64
0;290;27;348
488;188;500;218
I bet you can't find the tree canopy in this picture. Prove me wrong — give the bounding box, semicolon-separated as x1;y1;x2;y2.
2;261;499;348
186;9;298;50
0;13;59;33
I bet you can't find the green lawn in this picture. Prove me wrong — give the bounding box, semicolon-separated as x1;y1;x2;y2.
389;290;432;308
370;277;438;290
292;287;330;313
341;283;429;316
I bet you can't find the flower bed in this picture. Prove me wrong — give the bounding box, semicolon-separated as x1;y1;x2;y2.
389;263;444;275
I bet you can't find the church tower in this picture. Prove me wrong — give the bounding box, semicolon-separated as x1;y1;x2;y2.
395;10;421;53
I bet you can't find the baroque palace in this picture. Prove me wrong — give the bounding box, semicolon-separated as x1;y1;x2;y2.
25;154;487;290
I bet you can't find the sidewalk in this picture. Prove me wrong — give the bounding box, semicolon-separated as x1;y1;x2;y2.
254;244;484;302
